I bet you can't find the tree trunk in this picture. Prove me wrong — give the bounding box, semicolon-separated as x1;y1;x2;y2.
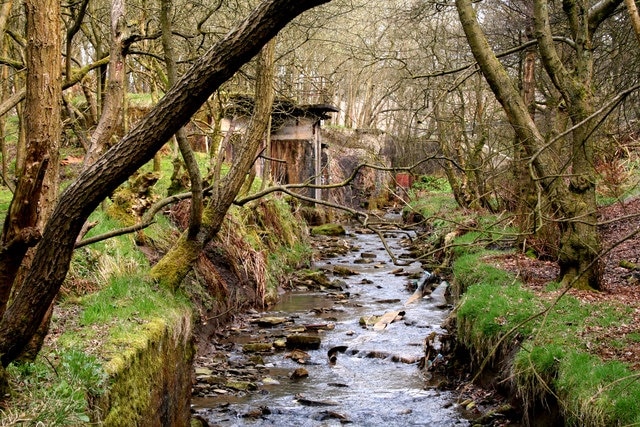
0;0;330;368
150;37;277;290
513;21;539;245
625;0;640;45
83;0;127;166
160;0;203;239
0;0;61;319
455;0;603;290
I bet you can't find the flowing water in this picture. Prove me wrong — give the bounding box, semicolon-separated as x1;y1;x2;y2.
192;223;469;426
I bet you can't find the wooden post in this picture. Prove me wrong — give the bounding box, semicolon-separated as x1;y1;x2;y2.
314;121;322;202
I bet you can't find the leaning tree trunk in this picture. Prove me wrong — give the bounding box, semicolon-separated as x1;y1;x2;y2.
149;37;277;290
0;0;330;369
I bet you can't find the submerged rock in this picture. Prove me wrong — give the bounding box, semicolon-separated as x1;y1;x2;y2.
295;396;338;406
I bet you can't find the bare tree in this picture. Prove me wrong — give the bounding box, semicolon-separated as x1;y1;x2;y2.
455;0;627;289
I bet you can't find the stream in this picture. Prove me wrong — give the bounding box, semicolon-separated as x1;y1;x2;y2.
191;222;470;426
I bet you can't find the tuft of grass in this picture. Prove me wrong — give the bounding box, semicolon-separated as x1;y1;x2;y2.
450;225;640;425
79;274;179;326
4;349;107;425
555;352;640;426
452;252;518;294
455;278;540;361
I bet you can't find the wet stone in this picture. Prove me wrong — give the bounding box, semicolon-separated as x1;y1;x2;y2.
285;334;321;350
242;342;274;353
327;279;347;290
286;349;311;363
333;265;359;276
290;367;309;379
310;223;346;236
251;316;289;327
194;367;213;376
197;375;226;385
262;376;280;385
225;380;257;391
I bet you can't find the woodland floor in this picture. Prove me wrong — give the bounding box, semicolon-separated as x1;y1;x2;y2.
491;196;640;371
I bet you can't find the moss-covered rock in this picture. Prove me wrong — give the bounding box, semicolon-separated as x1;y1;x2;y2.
310;224;346;236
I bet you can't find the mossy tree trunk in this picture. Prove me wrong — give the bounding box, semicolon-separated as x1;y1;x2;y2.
455;0;620;290
0;0;329;369
150;38;277;290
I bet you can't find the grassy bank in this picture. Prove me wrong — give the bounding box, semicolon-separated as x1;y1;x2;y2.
408;177;640;426
0;155;313;425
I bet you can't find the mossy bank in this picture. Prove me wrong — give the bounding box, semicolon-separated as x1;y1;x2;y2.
407;179;640;426
0;195;312;426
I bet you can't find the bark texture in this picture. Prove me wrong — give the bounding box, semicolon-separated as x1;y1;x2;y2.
83;0;127;166
0;0;61;319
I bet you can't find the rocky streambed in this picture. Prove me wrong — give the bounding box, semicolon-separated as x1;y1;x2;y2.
191;223;472;426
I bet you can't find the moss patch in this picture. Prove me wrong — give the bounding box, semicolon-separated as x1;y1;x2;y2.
310;223;346;236
97;315;194;426
448;229;640;425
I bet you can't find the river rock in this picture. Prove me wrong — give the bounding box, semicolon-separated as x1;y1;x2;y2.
333;265;358;276
302;322;335;331
286;349;311;363
290;367;309;379
197;375;226;385
310;224;346;236
327;279;347;290
294;269;331;288
359;315;380;327
296;396;338;406
262;376;280;385
242;342;273;353
251;316;289;327
194;367;213;376
286;334;321;350
316;410;350;422
225;380;257;391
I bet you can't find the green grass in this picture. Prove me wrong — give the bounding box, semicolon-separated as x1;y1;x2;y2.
0;186;12;224
555;352;640;426
3;349;107;425
412;175;451;193
449;229;640;425
80;275;175;325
